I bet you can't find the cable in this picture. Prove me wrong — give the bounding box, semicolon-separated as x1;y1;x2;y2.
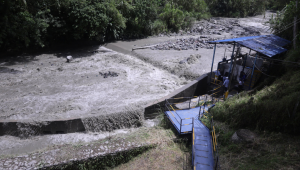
272;18;300;35
249;56;278;77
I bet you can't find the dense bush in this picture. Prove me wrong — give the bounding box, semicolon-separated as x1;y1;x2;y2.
3;0;288;52
0;0;49;51
205;0;268;17
269;0;300;46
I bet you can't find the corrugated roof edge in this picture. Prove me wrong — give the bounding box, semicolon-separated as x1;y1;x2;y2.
208;35;291;44
207;35;261;44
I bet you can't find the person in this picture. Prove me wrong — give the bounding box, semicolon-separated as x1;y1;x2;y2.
241;72;247;83
215;69;222;82
238;80;244;92
223;77;229;93
239;71;245;81
235;80;244;93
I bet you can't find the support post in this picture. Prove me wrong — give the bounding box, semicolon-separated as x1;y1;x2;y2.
242;53;248;72
228;43;236;78
227;46;239;97
199;105;202;117
210;44;217;83
249;53;258;90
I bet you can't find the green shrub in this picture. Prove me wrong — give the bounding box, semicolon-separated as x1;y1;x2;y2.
159;3;185;32
206;0;268;17
211;70;300;134
0;0;49;51
152;19;167;35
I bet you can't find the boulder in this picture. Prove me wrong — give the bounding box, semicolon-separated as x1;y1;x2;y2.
231;129;257;143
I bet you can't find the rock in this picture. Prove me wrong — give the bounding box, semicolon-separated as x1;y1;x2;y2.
232;129;257;143
179;59;187;64
187;55;198;64
231;132;241;143
195;54;201;59
66;55;73;63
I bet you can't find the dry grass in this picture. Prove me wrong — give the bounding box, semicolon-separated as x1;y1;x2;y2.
113;143;191;170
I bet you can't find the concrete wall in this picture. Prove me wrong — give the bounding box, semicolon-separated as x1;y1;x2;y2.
0;119;85;137
144;74;208;118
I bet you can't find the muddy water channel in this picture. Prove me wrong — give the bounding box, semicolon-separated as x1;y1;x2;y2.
0;11;273;169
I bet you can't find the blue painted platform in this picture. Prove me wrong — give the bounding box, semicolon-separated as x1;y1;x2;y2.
192;120;214;170
165;103;215;170
164;105;212;134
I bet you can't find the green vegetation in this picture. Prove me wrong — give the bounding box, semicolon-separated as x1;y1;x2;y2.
0;0;210;52
211;49;300;134
206;0;268;17
1;0;295;52
215;122;300;169
269;0;300;46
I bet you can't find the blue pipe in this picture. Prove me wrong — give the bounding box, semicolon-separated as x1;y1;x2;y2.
249;53;258;90
210;44;217;82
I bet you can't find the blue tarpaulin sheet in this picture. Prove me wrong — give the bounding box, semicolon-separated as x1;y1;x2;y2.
208;34;291;57
208;35;261;44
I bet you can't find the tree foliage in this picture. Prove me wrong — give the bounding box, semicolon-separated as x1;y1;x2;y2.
205;0;268;17
269;0;300;47
1;0;287;52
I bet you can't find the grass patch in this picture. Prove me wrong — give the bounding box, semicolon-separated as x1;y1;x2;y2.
113;141;192;170
200;113;212;129
215;121;300;170
211;70;300;134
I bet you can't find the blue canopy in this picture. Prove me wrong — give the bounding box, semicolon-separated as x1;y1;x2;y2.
208;35;291;57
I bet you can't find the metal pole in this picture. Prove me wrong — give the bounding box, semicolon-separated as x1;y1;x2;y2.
242;53;248;72
199;105;202;117
228;43;236;78
210;44;217;83
226;45;239;99
249;53;258;90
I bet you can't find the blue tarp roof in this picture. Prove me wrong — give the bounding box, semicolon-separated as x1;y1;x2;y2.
208;35;291;57
208;35;261;44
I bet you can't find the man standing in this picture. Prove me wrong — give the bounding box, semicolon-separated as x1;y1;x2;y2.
215;69;222;82
223;77;229;93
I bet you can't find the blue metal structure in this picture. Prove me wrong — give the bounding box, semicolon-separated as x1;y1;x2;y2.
164;105;213;134
208;34;291;57
164;96;217;170
228;43;236;78
208;34;291;91
208;35;261;44
192;119;214;170
210;44;217;82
